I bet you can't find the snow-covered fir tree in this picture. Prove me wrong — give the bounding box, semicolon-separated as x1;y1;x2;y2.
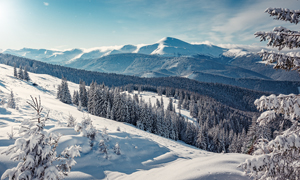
23;66;30;81
240;7;300;180
57;77;72;104
13;63;17;78
7;90;16;109
166;98;173;111
79;80;88;108
114;142;121;155
1;96;81;180
67;114;76;127
17;66;23;80
75;116;96;140
88;81;97;114
72;90;79;106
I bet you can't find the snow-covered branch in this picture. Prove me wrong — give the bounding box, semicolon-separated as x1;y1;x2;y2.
257;50;300;71
255;26;300;50
255;94;300;125
240;130;300;179
265;8;300;24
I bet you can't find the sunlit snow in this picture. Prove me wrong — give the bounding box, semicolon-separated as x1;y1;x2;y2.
0;64;250;180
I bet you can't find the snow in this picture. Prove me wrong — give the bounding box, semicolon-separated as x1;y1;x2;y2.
0;64;250;180
222;49;248;57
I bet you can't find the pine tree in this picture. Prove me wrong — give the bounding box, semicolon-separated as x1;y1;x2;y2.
58;78;72;104
166;98;173;111
240;7;300;180
13;63;17;78
88;81;96;114
67;114;76;127
1;96;81;180
72;90;79;106
114;142;121;155
57;85;62;100
23;66;30;81
17;66;23;80
79;80;88;108
7;90;16;109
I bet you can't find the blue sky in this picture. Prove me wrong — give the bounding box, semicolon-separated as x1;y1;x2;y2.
0;0;299;50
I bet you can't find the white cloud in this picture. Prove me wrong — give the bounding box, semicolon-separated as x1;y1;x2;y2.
209;0;299;44
43;2;49;6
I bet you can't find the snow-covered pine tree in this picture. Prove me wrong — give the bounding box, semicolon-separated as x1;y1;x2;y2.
67;114;76;127
72;90;79;106
88;81;96;114
1;96;81;180
7;90;16;109
75;116;96;140
57;85;62;100
114;142;121;155
166;98;173;111
23;66;30;81
17;66;23;80
13;63;17;78
240;8;300;180
98;139;108;159
58;78;72;104
79;80;88;108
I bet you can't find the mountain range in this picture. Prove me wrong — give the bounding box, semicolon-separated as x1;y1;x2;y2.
3;37;300;88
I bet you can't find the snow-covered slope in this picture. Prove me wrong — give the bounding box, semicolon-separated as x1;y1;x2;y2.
148;37;226;57
0;64;250;180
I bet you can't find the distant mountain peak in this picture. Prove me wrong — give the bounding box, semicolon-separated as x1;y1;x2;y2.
156;37;190;46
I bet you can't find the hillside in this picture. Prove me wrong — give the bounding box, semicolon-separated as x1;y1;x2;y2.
0;64;250;180
0;53;276;112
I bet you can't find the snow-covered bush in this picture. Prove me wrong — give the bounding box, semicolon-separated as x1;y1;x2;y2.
7;126;16;140
75;116;97;140
1;96;81;180
114;142;121;155
67;114;76;127
239;8;300;180
0;97;6;105
98;139;108;159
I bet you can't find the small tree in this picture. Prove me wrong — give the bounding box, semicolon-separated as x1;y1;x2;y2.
17;66;23;80
57;77;72;104
67;114;76;127
13;63;17;78
1;96;81;180
72;90;79;106
7;91;16;109
23;66;30;81
240;8;300;180
114;142;121;155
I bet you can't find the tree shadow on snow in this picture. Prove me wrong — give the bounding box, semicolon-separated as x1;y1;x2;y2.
72;131;178;179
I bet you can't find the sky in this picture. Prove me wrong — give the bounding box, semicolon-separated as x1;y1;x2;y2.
0;0;299;50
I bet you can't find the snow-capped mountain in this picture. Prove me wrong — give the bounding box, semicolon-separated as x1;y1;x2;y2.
146;37;226;57
3;37;299;84
2;37;229;65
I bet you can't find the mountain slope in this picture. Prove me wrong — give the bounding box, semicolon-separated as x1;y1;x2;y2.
0;64;250;180
2;37;227;65
3;37;299;83
3;53;300;113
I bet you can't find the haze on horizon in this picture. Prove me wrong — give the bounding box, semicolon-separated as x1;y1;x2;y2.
0;0;299;50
